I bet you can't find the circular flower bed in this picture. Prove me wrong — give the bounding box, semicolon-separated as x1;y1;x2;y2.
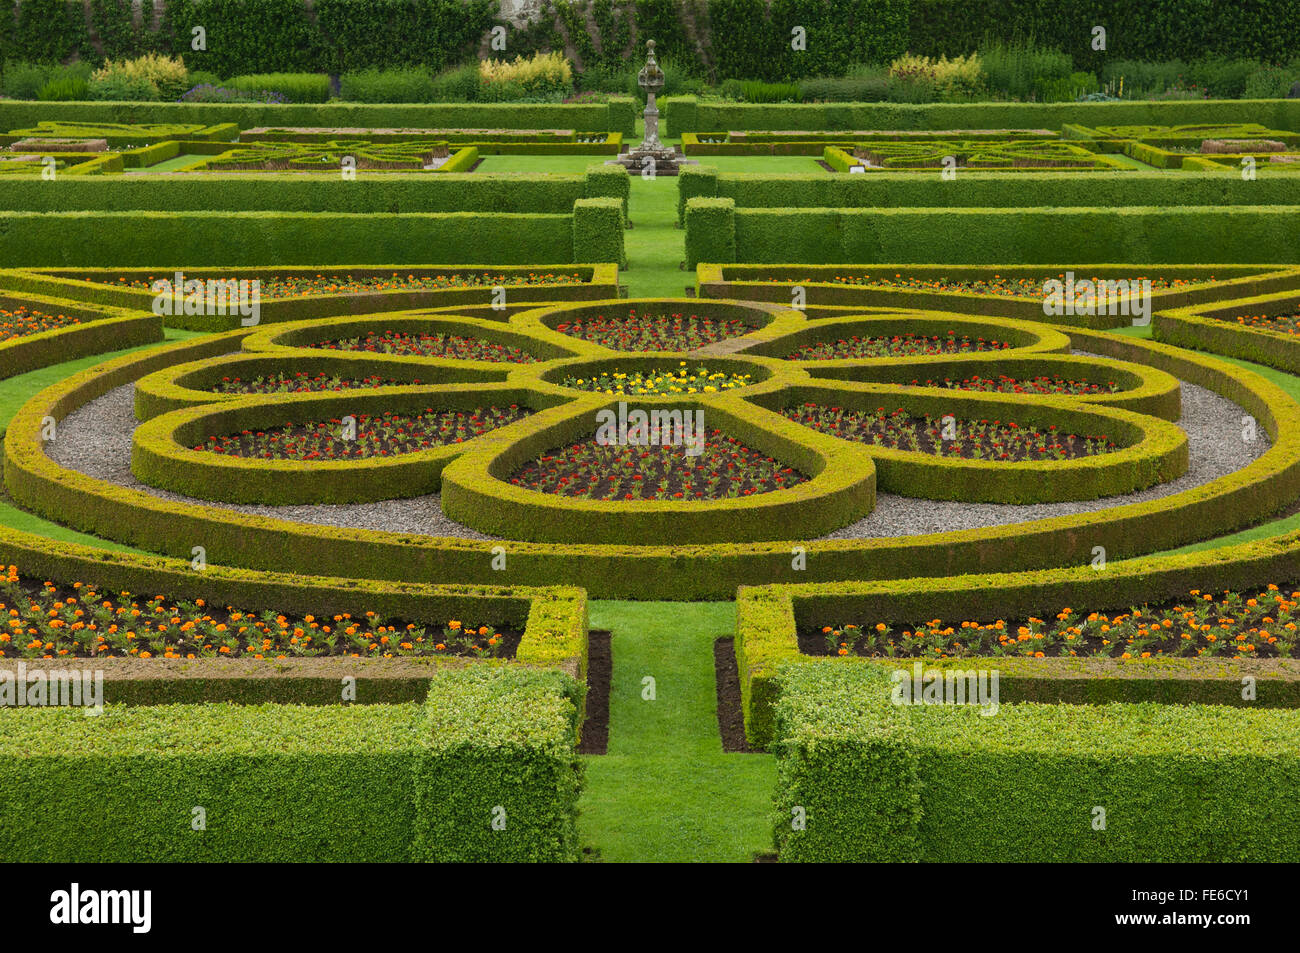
196;406;530;459
310;330;536;363
903;373;1120;395
788;331;1012;360
561;363;754;395
553;308;756;351
804;584;1299;660
783;404;1117;460
0;570;515;660
210;372;415;394
0;307;81;342
509;430;807;500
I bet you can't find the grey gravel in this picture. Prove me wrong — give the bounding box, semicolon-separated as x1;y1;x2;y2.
44;377;1268;542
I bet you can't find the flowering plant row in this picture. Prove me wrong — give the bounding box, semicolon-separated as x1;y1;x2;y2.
0;307;82;343
812;585;1300;660
197;406;530;459
553;309;756;351
783;272;1209;299
1228;311;1300;336
783;403;1117;460
561;362;752;395
311;330;536;363
788;331;1012;360
903;373;1120;396
0;568;513;660
210;371;411;394
118;271;585;299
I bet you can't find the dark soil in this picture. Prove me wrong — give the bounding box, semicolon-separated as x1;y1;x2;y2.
714;637;750;752
578;629;612;754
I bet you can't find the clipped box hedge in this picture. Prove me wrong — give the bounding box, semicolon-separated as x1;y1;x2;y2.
0;666;583;862
773;663;1300;862
0;289;161;381
688;200;1300;266
1155;289;1300;377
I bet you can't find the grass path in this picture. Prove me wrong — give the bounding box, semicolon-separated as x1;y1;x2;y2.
579;601;775;862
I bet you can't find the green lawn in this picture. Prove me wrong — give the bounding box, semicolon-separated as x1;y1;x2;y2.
580;600;775;862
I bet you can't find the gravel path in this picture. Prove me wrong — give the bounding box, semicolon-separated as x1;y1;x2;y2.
44;378;1268;542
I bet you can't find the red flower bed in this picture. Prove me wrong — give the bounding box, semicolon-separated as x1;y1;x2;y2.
116;271;584;298
196;406;531;459
789;331;1012;360
509;430;807;500
904;373;1119;395
783;403;1116;460
310;330;536;363
553;309;756;351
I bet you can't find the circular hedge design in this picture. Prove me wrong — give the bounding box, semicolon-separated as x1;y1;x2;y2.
122;300;1189;542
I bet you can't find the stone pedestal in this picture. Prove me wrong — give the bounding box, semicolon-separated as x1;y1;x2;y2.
610;39;691;176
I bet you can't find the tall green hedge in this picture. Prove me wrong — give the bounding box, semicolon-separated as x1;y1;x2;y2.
0;667;582;862
774;662;1300;862
692;201;1300;265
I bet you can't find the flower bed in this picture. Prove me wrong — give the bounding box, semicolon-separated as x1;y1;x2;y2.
210;372;414;394
0;307;81;343
792;273;1214;299
115;270;587;298
902;373;1120;395
787;331;1012;360
310;330;537;363
196;406;531;459
783;404;1118;460
560;363;753;395
1227;311;1300;336
0;566;517;661
509;431;808;500
553;308;757;351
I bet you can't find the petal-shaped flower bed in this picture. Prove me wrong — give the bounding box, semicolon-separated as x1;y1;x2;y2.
310;329;537;363
0;306;81;342
508;430;809;501
896;373;1121;395
197;406;531;460
782;404;1118;461
804;273;1217;299
0;574;516;660
210;372;418;394
789;331;1013;360
561;363;755;395
553;308;759;351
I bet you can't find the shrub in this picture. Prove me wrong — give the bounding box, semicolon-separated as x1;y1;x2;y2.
179;84;286;105
428;62;482;102
888;52;984;99
979;40;1072;101
92;53;189;101
739;80;801;103
799;73;890;103
1244;65;1295;99
2;61;92;100
225;73;331;104
37;76;89;101
87;73;159;102
341;67;436;103
1100;59;1186;98
480;52;574;99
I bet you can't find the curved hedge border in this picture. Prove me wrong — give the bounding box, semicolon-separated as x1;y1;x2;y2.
696;262;1300;330
0;263;621;332
0;289;161;382
1155;288;1300;376
7;305;1300;599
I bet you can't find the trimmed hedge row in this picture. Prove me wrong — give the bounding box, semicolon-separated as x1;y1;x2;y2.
662;96;1300;137
8;309;1300;599
0;291;161;381
0;666;583;862
685;199;1300;267
680;166;1300;225
1155;290;1300;377
694;262;1300;330
0;100;638;136
0;207;626;267
0;263;621;331
773;662;1300;862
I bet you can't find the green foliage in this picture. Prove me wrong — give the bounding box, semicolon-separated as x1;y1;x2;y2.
226;72;331;103
684;196;735;268
573;196;627;267
0;667;583;862
340;68;436;103
36;76;89;101
978;39;1072;101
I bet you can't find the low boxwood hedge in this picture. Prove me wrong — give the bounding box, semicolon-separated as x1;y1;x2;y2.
1155;289;1300;376
773;662;1300;862
0;666;583;862
0;290;161;381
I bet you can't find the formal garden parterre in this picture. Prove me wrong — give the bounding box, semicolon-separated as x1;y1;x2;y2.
4;7;1300;867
